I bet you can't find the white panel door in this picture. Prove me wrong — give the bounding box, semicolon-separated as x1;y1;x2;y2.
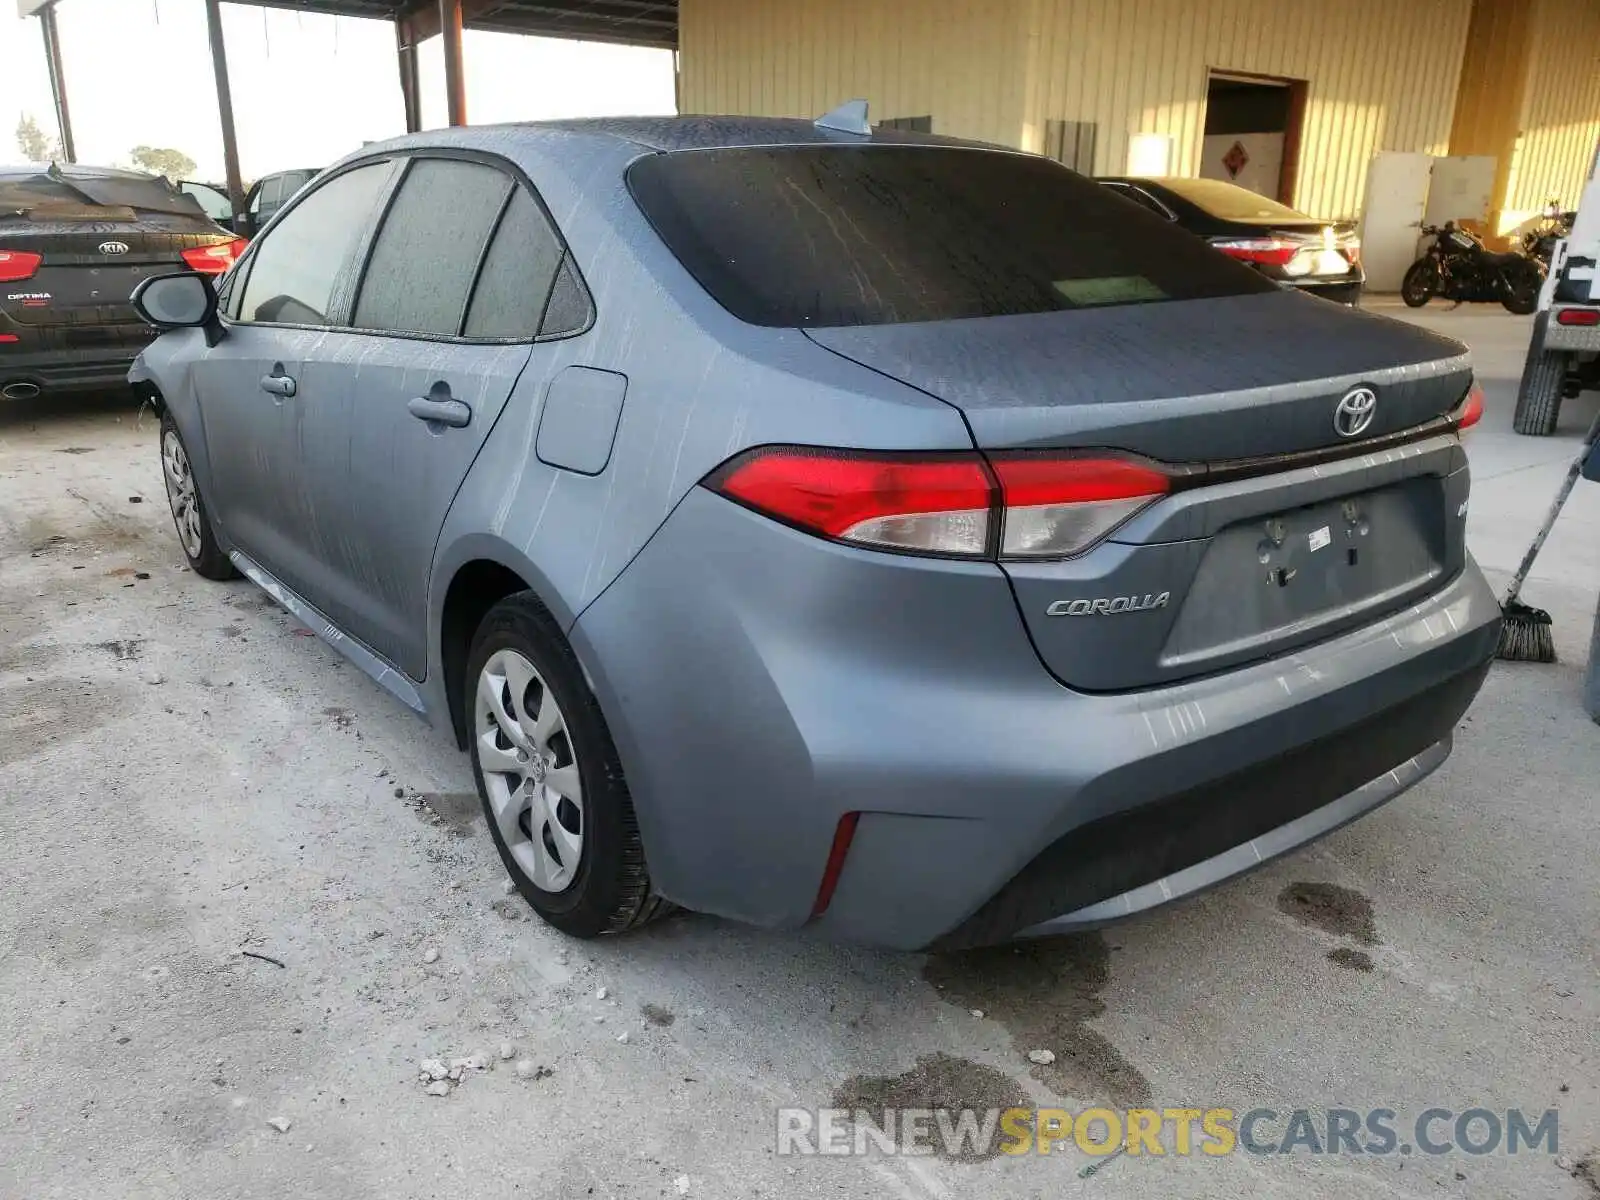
1360;152;1434;292
1425;155;1497;228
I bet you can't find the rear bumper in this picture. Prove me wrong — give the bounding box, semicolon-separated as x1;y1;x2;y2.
573;487;1500;951
0;346;142;394
1543;307;1600;352
1291;278;1365;305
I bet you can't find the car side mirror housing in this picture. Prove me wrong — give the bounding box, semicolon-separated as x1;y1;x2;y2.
132;272;224;346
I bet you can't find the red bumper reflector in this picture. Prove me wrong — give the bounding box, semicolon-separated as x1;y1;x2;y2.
0;250;42;283
810;812;860;918
1457;382;1485;431
1557;307;1600;326
0;333;18;344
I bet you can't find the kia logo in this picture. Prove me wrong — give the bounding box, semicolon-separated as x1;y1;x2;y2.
1334;386;1378;438
98;241;130;255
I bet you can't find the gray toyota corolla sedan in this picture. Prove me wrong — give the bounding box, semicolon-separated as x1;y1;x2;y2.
128;116;1499;950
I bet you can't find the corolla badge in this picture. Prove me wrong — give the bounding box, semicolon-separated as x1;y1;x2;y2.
98;240;130;255
1334;386;1377;438
1047;592;1170;617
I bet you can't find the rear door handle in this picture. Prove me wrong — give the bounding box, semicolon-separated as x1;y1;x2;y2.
260;371;297;398
407;395;471;428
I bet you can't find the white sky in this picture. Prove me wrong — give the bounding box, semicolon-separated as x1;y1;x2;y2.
1;0;677;180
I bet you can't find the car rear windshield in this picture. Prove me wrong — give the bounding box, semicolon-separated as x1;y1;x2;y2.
626;145;1275;327
1150;177;1310;223
0;173;206;221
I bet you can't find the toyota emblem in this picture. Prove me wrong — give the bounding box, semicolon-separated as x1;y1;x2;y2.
1334;386;1377;438
98;240;130;256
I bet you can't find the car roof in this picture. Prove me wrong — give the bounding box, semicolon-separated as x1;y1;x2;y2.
474;115;996;154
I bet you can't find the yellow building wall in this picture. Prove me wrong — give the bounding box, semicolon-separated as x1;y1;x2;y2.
1021;0;1472;220
680;0;1474;222
678;0;1032;149
1504;0;1600;221
1447;0;1534;228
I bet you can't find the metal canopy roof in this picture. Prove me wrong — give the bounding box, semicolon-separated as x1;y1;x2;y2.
236;1;678;49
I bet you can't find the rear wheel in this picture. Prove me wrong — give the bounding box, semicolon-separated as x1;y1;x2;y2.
160;412;237;580
1513;313;1569;436
1400;260;1438;307
466;593;670;938
1502;265;1542;315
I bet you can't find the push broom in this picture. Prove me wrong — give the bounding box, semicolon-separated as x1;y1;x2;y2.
1497;405;1600;662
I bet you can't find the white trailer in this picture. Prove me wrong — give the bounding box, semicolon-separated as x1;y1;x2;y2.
1514;139;1600;436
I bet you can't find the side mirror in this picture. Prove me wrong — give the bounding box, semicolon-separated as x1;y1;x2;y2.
132;272;224;347
133;272;215;327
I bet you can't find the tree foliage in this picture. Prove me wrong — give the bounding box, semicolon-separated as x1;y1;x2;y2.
129;146;198;181
15;113;60;163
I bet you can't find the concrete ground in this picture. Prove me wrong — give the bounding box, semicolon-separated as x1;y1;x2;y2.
1;302;1596;1200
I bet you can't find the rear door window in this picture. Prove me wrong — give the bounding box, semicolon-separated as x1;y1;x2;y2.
462;189;575;339
237;161;396;326
628;145;1275;327
353;157;513;338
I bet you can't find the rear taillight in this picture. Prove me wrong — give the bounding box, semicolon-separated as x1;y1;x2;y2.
1210;238;1298;267
708;448;994;556
1456;382;1485;431
706;447;1169;560
1556;307;1600;326
989;455;1171;558
0;250;42;283
181;238;247;275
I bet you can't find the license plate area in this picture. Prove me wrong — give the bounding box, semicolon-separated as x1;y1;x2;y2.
1160;480;1445;670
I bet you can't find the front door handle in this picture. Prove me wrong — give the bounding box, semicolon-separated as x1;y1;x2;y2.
407;395;471;428
260;370;297;398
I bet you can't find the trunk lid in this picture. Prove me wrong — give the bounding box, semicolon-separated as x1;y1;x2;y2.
806;293;1474;691
804;291;1469;460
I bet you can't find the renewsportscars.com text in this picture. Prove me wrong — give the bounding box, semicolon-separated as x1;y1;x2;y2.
775;1105;1560;1159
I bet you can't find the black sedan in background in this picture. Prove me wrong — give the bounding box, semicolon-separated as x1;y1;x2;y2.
1;164;244;400
1099;176;1364;305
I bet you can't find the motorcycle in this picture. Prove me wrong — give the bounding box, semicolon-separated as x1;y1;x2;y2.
1520;198;1576;267
1401;220;1544;314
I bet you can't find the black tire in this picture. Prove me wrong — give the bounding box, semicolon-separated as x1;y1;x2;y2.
466;593;670;938
1400;260;1437;307
1502;264;1542;315
158;410;238;581
1513;312;1568;436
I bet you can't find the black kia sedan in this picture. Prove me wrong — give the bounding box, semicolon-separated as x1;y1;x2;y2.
1;164;243;400
1099;176;1364;305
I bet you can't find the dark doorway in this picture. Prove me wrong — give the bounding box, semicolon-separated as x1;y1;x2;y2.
1201;72;1307;205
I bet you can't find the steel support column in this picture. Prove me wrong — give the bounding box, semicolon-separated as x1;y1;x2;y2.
203;0;247;225
38;2;76;163
396;18;422;134
439;0;467;127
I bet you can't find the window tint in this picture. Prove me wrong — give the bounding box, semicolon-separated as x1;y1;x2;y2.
628;146;1275;327
354;158;512;337
462;188;563;339
540;257;591;336
238;161;394;326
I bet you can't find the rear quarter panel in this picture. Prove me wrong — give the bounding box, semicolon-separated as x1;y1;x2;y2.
426;128;974;640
